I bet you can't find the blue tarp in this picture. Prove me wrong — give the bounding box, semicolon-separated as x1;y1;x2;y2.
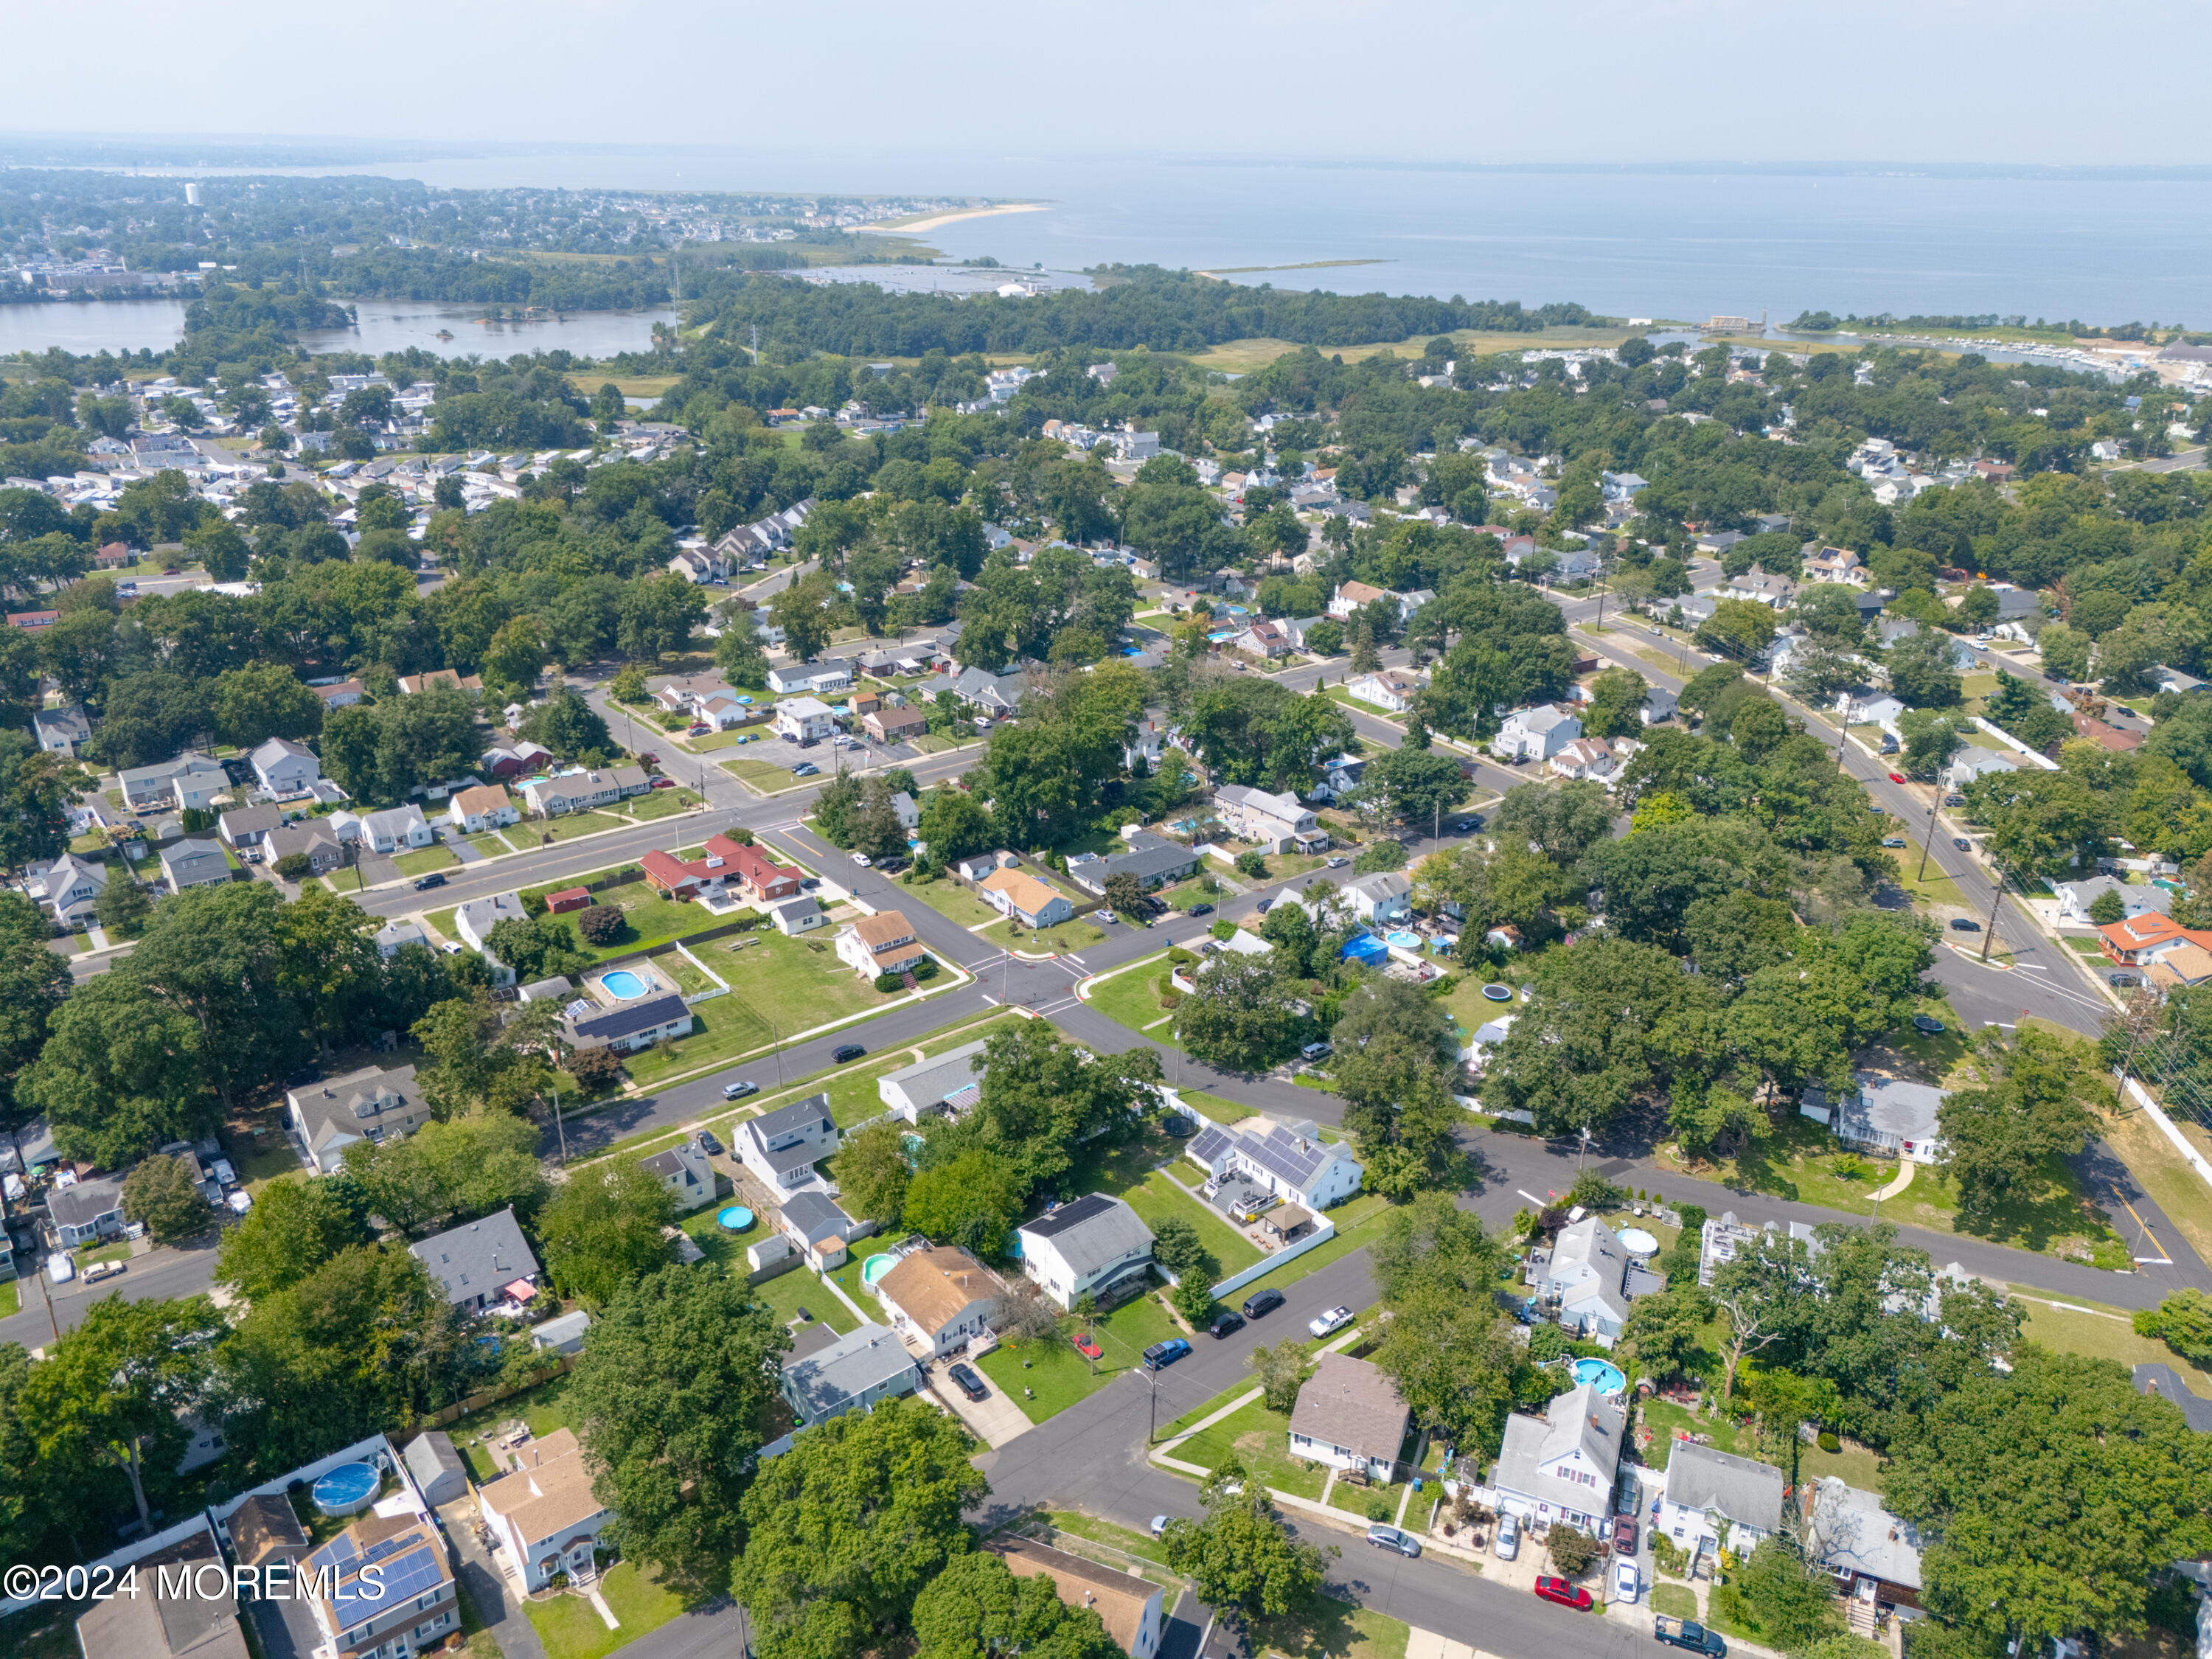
1340;935;1388;964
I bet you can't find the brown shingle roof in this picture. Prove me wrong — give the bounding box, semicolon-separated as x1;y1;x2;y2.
229;1492;308;1566
853;910;918;948
1287;1352;1409;1464
478;1428;608;1547
877;1245;1004;1336
986;1537;1158;1656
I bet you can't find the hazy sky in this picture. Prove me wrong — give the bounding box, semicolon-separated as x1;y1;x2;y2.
6;0;2205;168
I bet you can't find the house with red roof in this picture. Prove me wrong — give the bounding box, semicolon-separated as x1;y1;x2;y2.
640;834;804;905
2098;911;2212;970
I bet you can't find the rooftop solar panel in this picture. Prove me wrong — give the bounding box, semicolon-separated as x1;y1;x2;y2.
1242;1124;1326;1186
374;1544;445;1603
361;1533;411;1567
1186;1125;1232;1164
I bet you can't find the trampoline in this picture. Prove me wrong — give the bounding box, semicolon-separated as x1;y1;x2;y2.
1481;983;1514;1001
600;970;650;999
861;1253;898;1287
311;1461;380;1517
1571;1357;1628;1397
716;1206;754;1233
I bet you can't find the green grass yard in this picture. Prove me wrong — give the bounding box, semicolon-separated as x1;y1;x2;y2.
518;810;629;845
1122;1169;1263;1274
392;846;458;877
620;787;704;821
2017;1292;2212;1396
722;757;813;792
1250;1599;1412;1659
1650;1584;1698;1620
901;877;1006;930
1222;1192;1393;1299
0;1280;17;1319
1171;1397;1329;1501
978;1288;1184;1423
524;1562;688;1659
745;1256;862;1337
446;1372;580;1482
1087;958;1183;1042
813;1010;1027;1127
981;916;1108;955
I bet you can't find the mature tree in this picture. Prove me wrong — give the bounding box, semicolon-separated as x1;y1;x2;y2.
1884;1349;2212;1651
901;1147;1029;1258
22;970;219;1166
125;877;308;1110
1621;1285;1708;1380
1329;983;1465;1196
734;1396;990;1659
215;1175;371;1301
1708;1233;1817;1398
1886;625;1965;709
1896;709;1965;782
1351;745;1468;833
1696;597;1779;662
911;1550;1122;1659
537;1161;678;1308
1937;1026;2104;1217
1580;817;1776;951
1983;671;2071;752
122;1153;215;1245
1681;891;1797;981
0;734;90;873
1247;1337;1312;1413
1149;1212;1214;1282
0;893;69;1126
340;1111;547;1237
19;1295;226;1529
770;569;841;661
211;661;324;748
1781;639;1865;704
1722;1537;1843;1652
2133;1288;2212;1368
1176;952;1307;1073
1160;1462;1329;1616
1965;765;2110;879
1368;1194;1515;1444
830;1121;911;1227
966;1020;1164;1196
1487;779;1617;862
916;787;995;870
1187;679;1356;794
571;1265;790;1592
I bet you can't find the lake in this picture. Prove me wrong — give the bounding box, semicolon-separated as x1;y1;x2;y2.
0;296;680;362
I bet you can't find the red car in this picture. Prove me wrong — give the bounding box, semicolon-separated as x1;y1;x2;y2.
1887;772;1907;784
1072;1332;1104;1360
1612;1514;1638;1555
1534;1576;1593;1611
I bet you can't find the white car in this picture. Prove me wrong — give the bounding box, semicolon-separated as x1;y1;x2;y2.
1613;1559;1639;1603
212;1158;237;1186
1495;1512;1520;1560
851;852;872;867
1326;855;1350;869
1309;1304;1354;1338
226;1189;254;1215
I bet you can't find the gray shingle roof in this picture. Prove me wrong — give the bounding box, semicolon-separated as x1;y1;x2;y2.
408;1206;540;1306
781;1187;861;1249
781;1321;918;1422
1288;1353;1409;1464
1019;1192;1153;1277
1663;1441;1786;1531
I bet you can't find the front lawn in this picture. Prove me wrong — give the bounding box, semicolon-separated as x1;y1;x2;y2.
901;876;1006;931
392;846;458;877
722;757;811;792
525;1562;687;1659
1249;1597;1412;1659
981;916;1108;955
1086;957;1183;1042
621;787;703;821
517;810;628;845
814;1010;1026;1127
1649;1584;1698;1620
619;933;903;1085
976;1287;1185;1423
1171;1397;1329;1501
616;995;773;1088
2018;1292;2212;1394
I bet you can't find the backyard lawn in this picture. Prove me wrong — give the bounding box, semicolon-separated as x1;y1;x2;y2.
738;1253;862;1337
981;916;1109;955
525;1562;688;1659
722;757;811;792
392;845;457;877
976;1288;1184;1423
1121;1169;1263;1274
445;1371;580;1482
619;933;905;1085
901;876;1006;931
621;787;704;821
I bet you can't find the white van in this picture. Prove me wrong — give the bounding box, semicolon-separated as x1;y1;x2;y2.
46;1254;74;1285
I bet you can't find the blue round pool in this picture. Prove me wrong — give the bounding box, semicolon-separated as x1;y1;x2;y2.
1385;930;1421;948
1571;1357;1628;1397
601;970;650;1000
717;1206;754;1233
311;1461;380;1517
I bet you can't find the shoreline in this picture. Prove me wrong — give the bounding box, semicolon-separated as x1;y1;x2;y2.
855;201;1051;235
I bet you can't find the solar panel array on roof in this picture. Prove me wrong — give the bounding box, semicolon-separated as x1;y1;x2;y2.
1242;1124;1328;1187
361;1532;411;1568
307;1532;358;1573
1187;1124;1233;1164
372;1545;444;1604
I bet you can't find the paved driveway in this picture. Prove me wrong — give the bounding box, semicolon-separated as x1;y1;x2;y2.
929;1358;1032;1448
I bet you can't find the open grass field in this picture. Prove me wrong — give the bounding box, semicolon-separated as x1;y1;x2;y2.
721;757;812;793
521;810;629;845
977;1287;1184;1423
620;787;703;821
619;931;902;1085
1086;958;1183;1043
392;845;458;877
1185;322;1642;377
2016;1291;2212;1397
981;915;1108;955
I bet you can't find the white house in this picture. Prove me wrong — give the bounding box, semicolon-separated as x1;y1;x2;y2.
30;703;90;756
1547;737;1623;784
1287;1353;1410;1482
834;909;930;979
1214;785;1327;854
1346;870;1413;924
768;896;824;935
638;1142;717;1214
288;1062;429;1175
1947;748;2020;792
1801;1072;1947;1165
29;852;106;928
1346;668;1427;714
877;1040;988;1122
456;889;528;981
1182;1113;1365;1211
1495;704;1582;761
1015;1192;1155;1311
978;867;1074;929
359;803;434;854
874;1243;1006;1357
1534;1214;1635;1338
249;737;321;796
476;1429;614;1593
118;753;229;813
773;697;838;743
1486;1380;1624;1534
1804;546;1867;585
766;659;854;696
1600;470;1649;504
737;1093;841;1194
1658;1442;1786;1559
2055;875;2170;925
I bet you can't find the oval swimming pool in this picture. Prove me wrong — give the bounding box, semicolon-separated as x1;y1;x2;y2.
1571;1357;1628;1397
601;970;650;999
1385;930;1422;949
311;1461;381;1517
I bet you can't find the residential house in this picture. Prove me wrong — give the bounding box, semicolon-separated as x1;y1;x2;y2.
1345;667;1427;714
476;1429;613;1593
877;1040;988;1122
1804;546;1868;585
249;737;320;796
29;851;106;928
456;891;528;976
408;1206;540;1313
1486;1380;1625;1534
1724;568;1798;608
1346;870;1413;924
2151;664;2205;698
1697;1210;1823;1287
1806;1476;1924;1618
779;1186;874;1270
1183;1114;1364;1211
395;669;483;695
403;1432;471;1507
227;1492;310;1572
72;1521;251;1659
772;696;838;743
567;993;693;1055
288;1063;428;1175
779;1322;922;1426
863;704;928;745
359;804;434;854
766;658;854;696
159;836;230;891
768;897;824;935
1310;752;1366;804
1600;470;1649;503
1946;749;2020;792
265;818;346;877
316;678;367;709
1801;1072;1947;1164
1287;1353;1410;1482
218;801;285;850
652;672;728;715
1069;831;1200;896
448;783;519;834
985;1537;1164;1659
876;1244;1006;1357
30;703;90;755
835;909;930;979
1015;1192;1155;1311
2055;876;2169;925
1548;737;1624;784
119;754;228;813
1659;1442;1787;1557
519;765;650;816
1230;619;1293;658
1214;784;1327;854
1843;693;1907;729
738;1095;841;1194
1641;686;1680;724
48;1178;125;1247
955;850;1022;883
1495;704;1583;761
978;867;1074;929
639;1142;717;1214
375;919;428;958
2098;911;2212;972
1534;1214;1641;1339
890;790;920;832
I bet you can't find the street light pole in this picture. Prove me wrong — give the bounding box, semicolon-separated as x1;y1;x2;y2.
1834;694;1851;772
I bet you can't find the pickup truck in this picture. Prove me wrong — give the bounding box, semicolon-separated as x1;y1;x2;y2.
1654;1615;1726;1656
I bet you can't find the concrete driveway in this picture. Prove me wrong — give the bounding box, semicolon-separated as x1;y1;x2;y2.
929;1357;1032;1448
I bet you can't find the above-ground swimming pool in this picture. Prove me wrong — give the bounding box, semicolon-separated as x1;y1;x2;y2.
311;1461;381;1517
1571;1357;1628;1396
861;1253;898;1287
1618;1228;1660;1256
600;970;650;999
716;1206;754;1233
1385;930;1422;949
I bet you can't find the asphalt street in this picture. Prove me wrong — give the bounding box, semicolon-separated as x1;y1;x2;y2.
0;1237;223;1352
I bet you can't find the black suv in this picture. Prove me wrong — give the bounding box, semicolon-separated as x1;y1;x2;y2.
413;872;447;891
947;1363;990;1401
832;1043;867;1063
1208;1311;1245;1339
1242;1287;1284;1320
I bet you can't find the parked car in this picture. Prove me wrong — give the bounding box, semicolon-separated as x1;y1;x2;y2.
1326;855;1350;869
1654;1615;1728;1655
947;1363;990;1401
1300;1040;1334;1062
1534;1575;1592;1610
1614;1559;1640;1603
723;1080;759;1101
1887;771;1907;784
2110;972;2142;988
1944;794;1966;807
1949;918;1981;932
1094;910;1115;924
1072;1332;1104;1360
1612;1514;1638;1555
1882;837;1906;848
688;725;712;737
1494;1513;1520;1559
792;762;820;777
1911;1015;1947;1036
1309;1305;1354;1338
212;1158;236;1186
1952;837;1972;849
1150;1516;1169;1539
84;1259;126;1284
1208;1311;1245;1339
851;852;872;867
651;777;677;789
1188;902;1213;917
1242;1287;1284;1319
1366;1524;1422;1558
832;1044;867;1063
1256;897;1274;913
1141;1338;1192;1370
693;1130;724;1156
226;1189;253;1214
414;872;448;891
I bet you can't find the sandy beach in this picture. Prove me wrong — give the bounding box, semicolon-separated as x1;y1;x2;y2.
858;201;1052;236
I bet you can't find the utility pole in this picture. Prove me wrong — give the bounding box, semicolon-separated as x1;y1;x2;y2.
1914;794;1941;886
1978;858;2012;964
38;1258;60;1346
1834;694;1851;772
